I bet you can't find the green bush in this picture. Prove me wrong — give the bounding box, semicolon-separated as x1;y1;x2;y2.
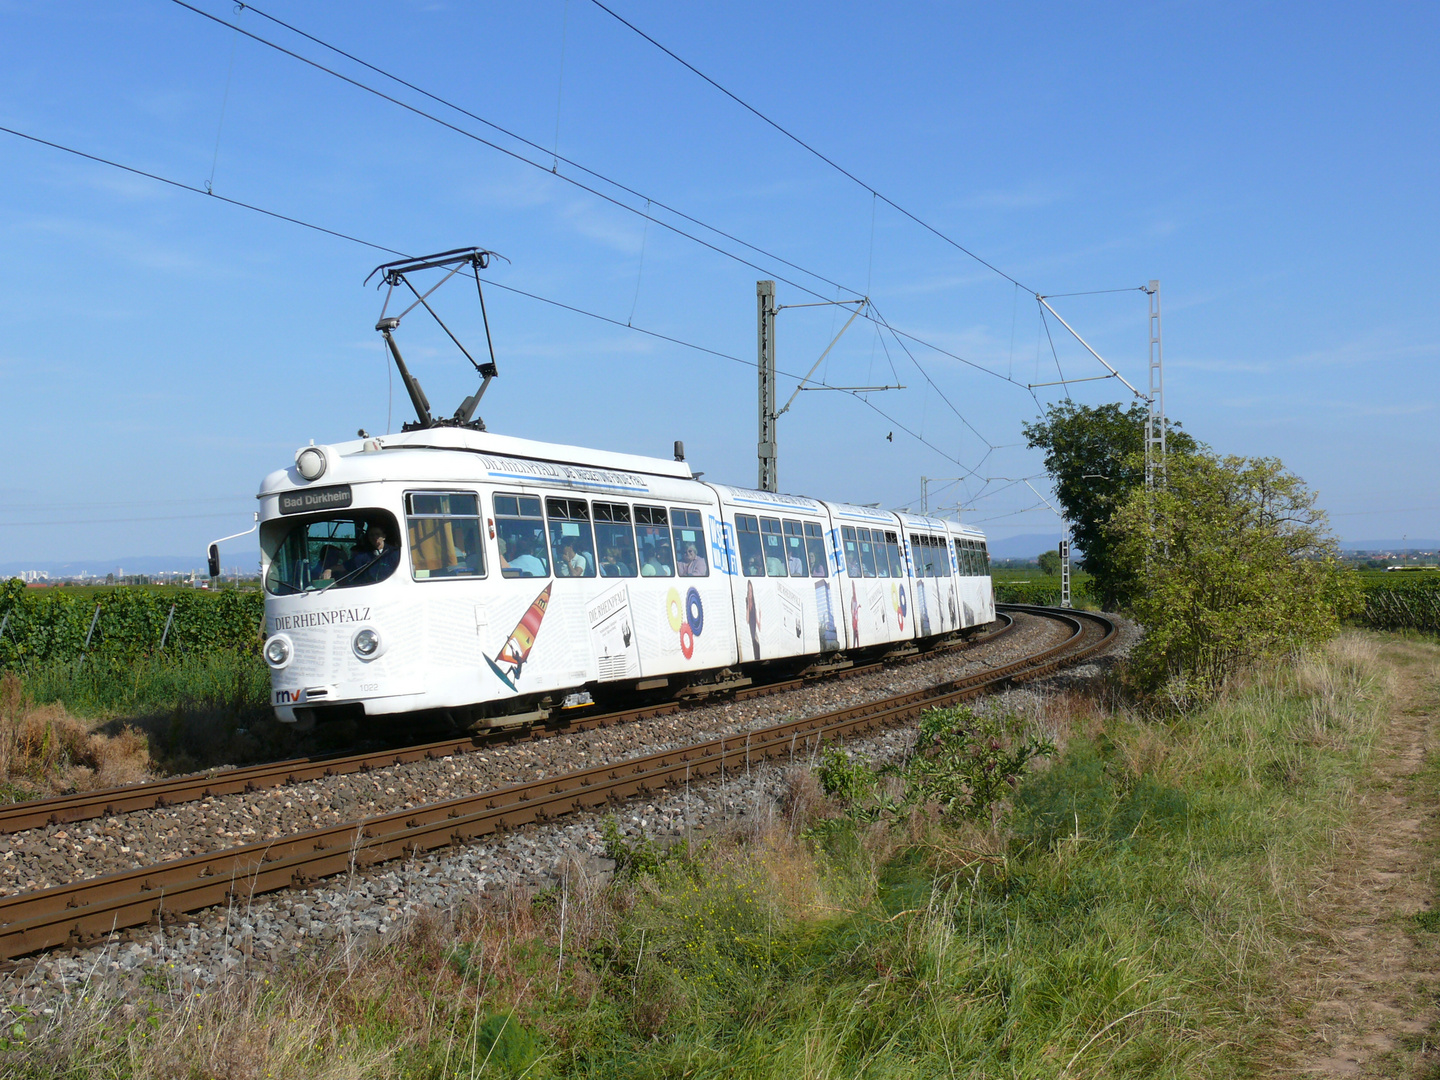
907;705;1056;819
1111;452;1359;707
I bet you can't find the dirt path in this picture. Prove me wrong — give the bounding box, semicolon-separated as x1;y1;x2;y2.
1293;638;1440;1077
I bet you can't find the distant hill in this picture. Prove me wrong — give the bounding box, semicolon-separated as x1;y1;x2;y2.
984;533;1073;560
1340;539;1440;552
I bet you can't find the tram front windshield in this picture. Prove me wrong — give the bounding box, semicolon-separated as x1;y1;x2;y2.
264;512;402;595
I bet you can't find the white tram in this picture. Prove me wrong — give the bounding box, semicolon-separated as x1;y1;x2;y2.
255;427;995;728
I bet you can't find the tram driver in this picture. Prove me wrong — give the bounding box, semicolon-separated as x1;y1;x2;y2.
346;524;399;582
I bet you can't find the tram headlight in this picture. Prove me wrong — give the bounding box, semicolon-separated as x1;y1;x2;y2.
295;446;328;481
264;634;293;669
352;627;382;660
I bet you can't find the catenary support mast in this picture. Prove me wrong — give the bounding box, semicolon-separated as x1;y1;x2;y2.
757;280;778;492
1144;279;1165;491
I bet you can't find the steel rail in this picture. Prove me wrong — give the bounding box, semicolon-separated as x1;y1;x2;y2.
0;615;1016;835
0;607;1107;960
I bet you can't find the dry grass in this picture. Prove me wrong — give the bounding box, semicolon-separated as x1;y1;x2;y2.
13;964;389;1080
0;673;152;798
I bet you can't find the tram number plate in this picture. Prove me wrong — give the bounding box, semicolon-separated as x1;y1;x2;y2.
279;485;353;514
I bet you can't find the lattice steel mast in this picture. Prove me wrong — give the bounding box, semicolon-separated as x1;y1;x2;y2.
1143;280;1165;491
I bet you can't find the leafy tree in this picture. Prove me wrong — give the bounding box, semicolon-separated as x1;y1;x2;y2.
1111;451;1360;708
1022;401;1197;607
1037;549;1061;575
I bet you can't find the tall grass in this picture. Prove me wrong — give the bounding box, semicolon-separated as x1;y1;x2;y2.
2;633;1398;1078
0;651;281;792
20;649;270;722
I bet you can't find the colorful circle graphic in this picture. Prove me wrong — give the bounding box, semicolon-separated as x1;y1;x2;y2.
679;621;695;659
685;587;704;637
666;588;684;632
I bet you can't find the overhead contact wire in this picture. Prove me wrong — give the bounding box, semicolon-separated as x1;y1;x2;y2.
1;120;1006;488
173;1;1035;394
0;125;407;257
588;0;1035;293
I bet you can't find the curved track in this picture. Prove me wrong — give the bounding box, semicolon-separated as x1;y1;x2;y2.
0;616;1018;835
0;606;1111;960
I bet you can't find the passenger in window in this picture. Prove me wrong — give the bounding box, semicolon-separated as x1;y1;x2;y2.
557;542;587;577
787;544;806;576
599;546;628;577
509;542;547;578
497;537;512;571
638;532;674;576
677;543;707;576
765;545;786;577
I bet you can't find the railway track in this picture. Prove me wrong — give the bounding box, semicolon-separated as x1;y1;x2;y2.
0;614;1018;836
0;605;1110;961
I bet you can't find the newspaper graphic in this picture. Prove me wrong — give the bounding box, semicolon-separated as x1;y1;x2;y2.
777;583;804;644
587;583;640;680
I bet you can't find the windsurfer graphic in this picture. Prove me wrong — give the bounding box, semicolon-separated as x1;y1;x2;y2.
485;582;552;690
850;580;860;647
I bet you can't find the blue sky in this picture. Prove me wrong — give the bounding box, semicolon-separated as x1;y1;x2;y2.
2;1;1436;567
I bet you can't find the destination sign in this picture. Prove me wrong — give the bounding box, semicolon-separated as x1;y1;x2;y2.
279;484;353;515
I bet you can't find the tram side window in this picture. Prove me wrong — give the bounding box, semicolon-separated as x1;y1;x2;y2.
782;519;809;577
871;528;891;578
803;521;828;577
264;512;403;595
980;542;990;576
635;505;675;577
857;528;879;578
494;494;550;578
841;526;862;578
406;492;484;581
917;535;932;578
735;514;765;577
671;508;709;577
594;502;638;578
934;534;952;578
908;534;924;577
884;531;905;579
966;540;979;576
759;517;787;576
953;539;968;577
546;497;596;578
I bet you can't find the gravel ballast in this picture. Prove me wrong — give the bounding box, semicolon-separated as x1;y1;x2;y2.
1;610;1126;1014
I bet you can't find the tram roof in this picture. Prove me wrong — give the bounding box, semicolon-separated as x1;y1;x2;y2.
377;428;695;479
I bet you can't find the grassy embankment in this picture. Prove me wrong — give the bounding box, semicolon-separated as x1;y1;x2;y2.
0;651;274;800
6;631;1414;1079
